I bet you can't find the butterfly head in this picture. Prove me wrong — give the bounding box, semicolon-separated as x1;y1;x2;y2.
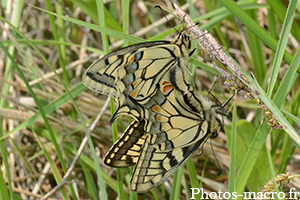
172;30;191;54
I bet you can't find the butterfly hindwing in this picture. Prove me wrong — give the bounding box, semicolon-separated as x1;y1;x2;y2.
128;67;222;192
130;136;205;192
104;120;146;167
142;67;215;150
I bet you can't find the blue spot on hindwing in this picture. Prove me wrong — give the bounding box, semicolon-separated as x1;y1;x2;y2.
159;96;166;106
134;52;143;61
133;63;138;70
130;74;135;82
137;94;144;99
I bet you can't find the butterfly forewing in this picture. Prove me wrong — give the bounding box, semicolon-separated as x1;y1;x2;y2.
83;31;191;122
83;41;168;98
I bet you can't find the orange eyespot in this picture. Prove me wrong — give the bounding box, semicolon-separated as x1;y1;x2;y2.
162;85;173;95
162;81;169;85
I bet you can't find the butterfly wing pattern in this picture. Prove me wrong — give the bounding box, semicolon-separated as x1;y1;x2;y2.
103;120;146;168
82;30;223;192
129;67;223;192
83;31;192;122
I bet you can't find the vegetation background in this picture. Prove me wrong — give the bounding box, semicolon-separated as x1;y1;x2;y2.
0;0;299;199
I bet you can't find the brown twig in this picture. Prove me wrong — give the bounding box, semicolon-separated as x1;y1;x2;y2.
174;3;258;94
173;3;284;129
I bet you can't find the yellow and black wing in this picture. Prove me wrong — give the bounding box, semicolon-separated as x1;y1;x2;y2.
104;120;146;167
129;67;222;192
82;31;191;122
130;136;205;192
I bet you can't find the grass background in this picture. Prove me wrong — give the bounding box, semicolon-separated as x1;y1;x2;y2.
0;0;300;199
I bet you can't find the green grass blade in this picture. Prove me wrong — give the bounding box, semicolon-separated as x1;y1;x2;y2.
273;48;300;107
170;166;183;200
227;120;270;198
267;0;297;96
28;5;145;43
228;93;237;193
266;0;300;42
218;0;295;70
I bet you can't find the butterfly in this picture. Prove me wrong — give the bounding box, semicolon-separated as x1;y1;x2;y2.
82;29;224;192
82;30;193;123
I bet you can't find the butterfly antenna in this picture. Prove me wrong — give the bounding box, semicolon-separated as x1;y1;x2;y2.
208;76;235;111
186;22;200;31
208;75;218;95
207;76;221;106
155;5;179;33
210;139;222;175
208;91;222;108
222;93;234;108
